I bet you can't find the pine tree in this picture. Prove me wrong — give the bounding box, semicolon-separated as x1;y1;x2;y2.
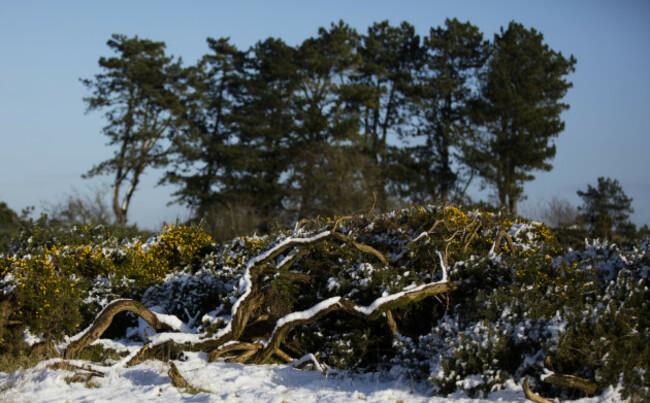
162;37;244;225
289;21;370;219
352;21;422;210
228;37;300;231
410;18;487;203
577;177;634;240
82;34;185;225
474;22;576;213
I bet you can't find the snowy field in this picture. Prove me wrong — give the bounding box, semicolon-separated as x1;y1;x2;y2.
0;350;624;403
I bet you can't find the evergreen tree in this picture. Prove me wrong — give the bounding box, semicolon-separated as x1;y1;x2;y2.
352;21;422;210
474;22;576;213
0;202;21;252
577;177;634;240
228;37;300;231
162;37;244;227
289;21;371;219
409;18;487;203
82;34;185;225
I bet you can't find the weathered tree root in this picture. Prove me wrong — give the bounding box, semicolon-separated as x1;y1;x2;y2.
64;299;173;359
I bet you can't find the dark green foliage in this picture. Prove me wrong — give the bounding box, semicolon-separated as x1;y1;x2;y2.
577;177;635;240
473;22;577;213
0;202;22;252
126;19;578;233
407;18;488;203
162;37;246;239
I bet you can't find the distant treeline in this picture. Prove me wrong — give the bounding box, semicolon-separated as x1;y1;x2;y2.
82;19;576;238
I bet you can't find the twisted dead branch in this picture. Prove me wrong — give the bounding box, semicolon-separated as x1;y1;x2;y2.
60;210;457;367
64;299;173;359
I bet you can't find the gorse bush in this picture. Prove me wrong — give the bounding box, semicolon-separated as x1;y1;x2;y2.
0;221;214;345
391;223;649;399
0;206;647;400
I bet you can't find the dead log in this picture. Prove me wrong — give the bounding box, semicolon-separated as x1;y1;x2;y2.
542;357;598;395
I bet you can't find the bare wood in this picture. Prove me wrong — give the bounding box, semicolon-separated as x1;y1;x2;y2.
64;299;171;358
426;219;444;235
345;281;457;321
543;373;597;395
330;231;389;267
385;310;399;336
195;232;342;352
249;280;456;364
47;361;104;377
125;343;149;367
503;232;517;255
462;219;481;254
274;349;293;363
250;301;341;364
523;377;553;403
168;361;190;389
493;229;504;253
227;348;258;363
207;342;262;362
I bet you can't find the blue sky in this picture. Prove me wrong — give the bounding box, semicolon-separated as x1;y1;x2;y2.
1;1;649;229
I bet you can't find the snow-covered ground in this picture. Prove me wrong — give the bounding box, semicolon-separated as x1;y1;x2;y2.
0;349;624;403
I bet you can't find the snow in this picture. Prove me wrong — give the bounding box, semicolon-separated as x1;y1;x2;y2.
263;297;342;346
354;279;448;317
277;297;341;327
0;352;624;402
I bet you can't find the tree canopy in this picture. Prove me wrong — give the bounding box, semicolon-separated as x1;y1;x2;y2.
83;20;577;234
473;21;576;213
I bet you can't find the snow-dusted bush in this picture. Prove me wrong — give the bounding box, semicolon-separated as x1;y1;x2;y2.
391;229;649;399
0;206;647;400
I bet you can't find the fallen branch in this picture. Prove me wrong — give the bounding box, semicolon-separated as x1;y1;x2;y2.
523;377;553;403
249;279;456;364
207;341;262;362
543;373;598;396
64;299;173;359
47;361;105;378
542;357;598;395
59;213;456;368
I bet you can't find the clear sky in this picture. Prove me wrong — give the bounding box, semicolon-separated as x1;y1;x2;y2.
1;1;649;229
